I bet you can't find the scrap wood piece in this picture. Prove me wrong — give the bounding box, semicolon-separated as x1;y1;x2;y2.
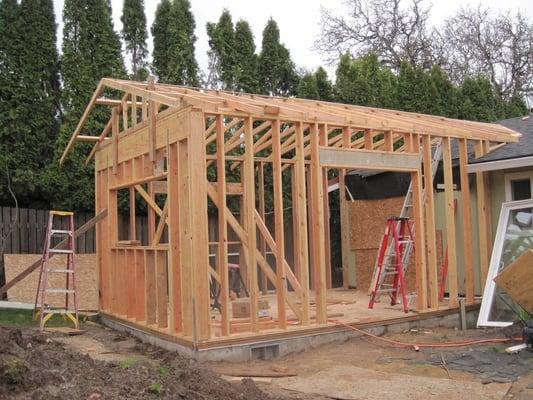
45;327;85;336
212;366;297;378
0;208;108;296
505;343;527;354
493;249;533;314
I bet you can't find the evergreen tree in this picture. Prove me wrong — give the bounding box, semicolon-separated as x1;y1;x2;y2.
0;0;60;207
458;76;500;122
297;67;333;101
43;0;125;210
153;0;199;85
315;67;334;102
206;9;235;89
121;0;149;80
429;65;459;118
234;20;258;93
258;18;298;96
394;61;439;115
504;95;528;119
297;73;320;100
335;54;396;108
151;0;172;81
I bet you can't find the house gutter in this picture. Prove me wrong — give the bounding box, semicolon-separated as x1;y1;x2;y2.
466;156;533;173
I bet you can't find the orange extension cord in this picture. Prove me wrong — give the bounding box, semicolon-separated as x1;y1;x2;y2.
328;319;521;350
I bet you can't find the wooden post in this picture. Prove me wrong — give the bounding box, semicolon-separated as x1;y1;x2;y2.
474;140;491;290
442;137;458;308
384;130;393;152
458;139;475;305
155;250;168;328
178;138;193;336
258;162;268;294
291;166;301;282
364;129;373;150
422;135;439;309
411;167;428;311
147;77;157;164
112;108;119;175
306;166;315;290
310;123;327;324
215;115;230;336
107;185;118;313
96;168;109;311
188;110;211;341
319;125;332;289
295;122;310;325
272;119;287;329
340;126;351;288
129;187;136;240
167;142;182;333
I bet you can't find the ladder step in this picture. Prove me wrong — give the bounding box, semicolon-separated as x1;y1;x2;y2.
49;249;74;254
43;309;75;314
377;288;397;293
51;229;73;235
45;289;75;294
47;269;74;273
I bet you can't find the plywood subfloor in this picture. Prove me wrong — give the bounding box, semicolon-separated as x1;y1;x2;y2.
209;288;451;340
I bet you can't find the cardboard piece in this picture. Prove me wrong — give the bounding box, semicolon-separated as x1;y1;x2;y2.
232;297;270;318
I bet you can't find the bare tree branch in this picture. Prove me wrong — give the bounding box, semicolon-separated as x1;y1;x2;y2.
315;0;433;69
432;6;532;99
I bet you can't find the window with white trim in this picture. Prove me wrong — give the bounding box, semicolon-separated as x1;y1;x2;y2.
504;171;533;201
478;199;533;327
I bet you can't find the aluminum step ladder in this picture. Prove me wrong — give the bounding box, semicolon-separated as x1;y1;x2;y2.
367;138;443;306
34;211;79;330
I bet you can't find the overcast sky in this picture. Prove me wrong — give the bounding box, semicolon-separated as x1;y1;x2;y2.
51;0;533;77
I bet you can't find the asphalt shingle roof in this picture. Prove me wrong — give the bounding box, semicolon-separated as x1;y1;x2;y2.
470;115;533;164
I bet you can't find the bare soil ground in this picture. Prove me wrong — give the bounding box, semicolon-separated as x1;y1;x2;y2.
0;324;289;399
1;320;532;400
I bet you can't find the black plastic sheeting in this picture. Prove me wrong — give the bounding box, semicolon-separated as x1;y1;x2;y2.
345;172;411;200
420;347;533;383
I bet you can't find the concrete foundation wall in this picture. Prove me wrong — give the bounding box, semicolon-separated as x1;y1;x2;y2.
100;307;479;363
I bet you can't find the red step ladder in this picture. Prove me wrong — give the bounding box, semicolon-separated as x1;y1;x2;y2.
34;211;79;331
368;217;414;313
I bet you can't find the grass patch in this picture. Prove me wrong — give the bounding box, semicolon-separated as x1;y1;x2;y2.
2;357;28;384
0;308;79;328
157;366;169;378
148;382;162;395
118;357;138;370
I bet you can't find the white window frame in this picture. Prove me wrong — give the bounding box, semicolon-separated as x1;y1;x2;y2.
477;198;533;327
504;171;533;201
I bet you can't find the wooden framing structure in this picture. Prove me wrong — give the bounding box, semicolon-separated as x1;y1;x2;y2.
60;78;520;346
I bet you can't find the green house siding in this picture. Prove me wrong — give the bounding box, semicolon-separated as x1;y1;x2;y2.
436;165;533;296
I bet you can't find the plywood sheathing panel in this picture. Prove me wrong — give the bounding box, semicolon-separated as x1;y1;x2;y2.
494;249;533;315
5;254;98;310
349;198;404;250
348;199;443;293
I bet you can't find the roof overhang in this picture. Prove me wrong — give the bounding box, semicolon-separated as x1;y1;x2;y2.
466;156;533;173
59;78;523;165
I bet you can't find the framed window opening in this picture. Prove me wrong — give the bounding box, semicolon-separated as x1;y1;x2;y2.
504;171;533;201
478;198;533;327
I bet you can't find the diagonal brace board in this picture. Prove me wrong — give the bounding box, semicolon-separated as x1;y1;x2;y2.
206;183;304;320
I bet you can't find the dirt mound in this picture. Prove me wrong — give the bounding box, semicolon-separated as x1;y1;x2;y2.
0;326;281;399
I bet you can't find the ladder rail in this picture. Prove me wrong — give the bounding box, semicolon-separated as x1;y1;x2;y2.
34;211;79;330
368;218;413;313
